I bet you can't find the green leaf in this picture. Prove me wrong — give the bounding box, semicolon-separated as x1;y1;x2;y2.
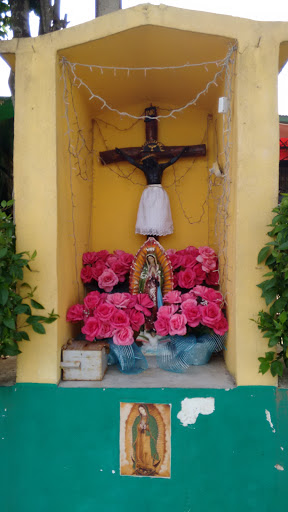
0;287;8;306
14;304;32;315
270;360;283;377
31;250;37;259
262;288;277;306
1;201;7;208
268;337;280;347
30;299;44;310
279;241;288;250
259;360;270;374
265;351;275;362
0;247;8;258
270;297;287;316
3;317;16;330
18;331;30;341
32;323;46;334
258;246;271;264
279;311;287;324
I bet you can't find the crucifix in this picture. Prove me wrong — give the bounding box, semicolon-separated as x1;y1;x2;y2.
99;106;206;237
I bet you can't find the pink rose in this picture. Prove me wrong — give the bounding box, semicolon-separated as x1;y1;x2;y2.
213;314;228;335
111;309;130;329
113;326;134;346
168;253;183;270
181;292;196;303
205;270;219;286
200;303;222;328
181;300;201;327
80;265;93;283
66;304;85;323
178;268;197;289
107;293;131;309
135;294;154;316
163;290;182;304
154;316;170;336
106;254;117;266
91;260;107;280
169;313;187;336
95;302;115;322
81;316;101;341
84;291;102;311
173;272;179;289
184;246;199;256
98;322;114;339
118;252;134;270
196;246;218;272
94;250;109;262
128;309;145;331
182;253;198;268
109;260;128;282
157;305;179;318
82;252;98;265
98;269;119;292
193;286;223;305
193;263;206;285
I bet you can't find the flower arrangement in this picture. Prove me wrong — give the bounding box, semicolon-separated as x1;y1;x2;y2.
154;286;228;338
80;250;134;292
66;290;154;346
167;246;219;290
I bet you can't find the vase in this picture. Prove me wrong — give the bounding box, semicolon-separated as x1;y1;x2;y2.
0;356;17;386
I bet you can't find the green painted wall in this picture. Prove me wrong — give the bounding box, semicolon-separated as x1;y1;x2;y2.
0;385;287;512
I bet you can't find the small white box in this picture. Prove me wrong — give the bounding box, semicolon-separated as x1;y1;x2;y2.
61;340;108;381
218;97;229;114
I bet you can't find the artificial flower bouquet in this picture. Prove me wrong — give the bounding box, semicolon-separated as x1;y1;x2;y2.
80;250;134;292
167;245;219;290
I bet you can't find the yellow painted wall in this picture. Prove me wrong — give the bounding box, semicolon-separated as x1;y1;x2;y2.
1;4;288;384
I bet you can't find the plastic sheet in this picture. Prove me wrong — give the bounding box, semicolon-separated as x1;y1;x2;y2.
108;340;148;374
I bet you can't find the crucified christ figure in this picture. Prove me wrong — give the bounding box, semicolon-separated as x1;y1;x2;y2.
115;146;188;237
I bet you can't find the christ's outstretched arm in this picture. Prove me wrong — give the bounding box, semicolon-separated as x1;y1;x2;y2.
160;146;188;171
115;148;144;171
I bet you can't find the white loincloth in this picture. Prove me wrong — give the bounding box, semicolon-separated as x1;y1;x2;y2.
135;184;174;236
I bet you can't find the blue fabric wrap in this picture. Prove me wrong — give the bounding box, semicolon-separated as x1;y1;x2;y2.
108;340;148;374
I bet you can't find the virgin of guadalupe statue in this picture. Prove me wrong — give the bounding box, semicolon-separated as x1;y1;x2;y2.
132;404;160;476
139;253;163;331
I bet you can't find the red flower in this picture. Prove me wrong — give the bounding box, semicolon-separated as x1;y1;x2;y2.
205;270;219;286
80;265;93;283
82;252;98;265
213;313;228;335
178;268;197;289
193;263;206;285
182;253;198;268
66;304;85;323
111;309;130;329
94;250;109;262
98;269;119;292
95;302;115;322
109;259;128;282
98;322;114;339
81;316;101;341
128;309;145;331
168;252;183;270
91;260;107;280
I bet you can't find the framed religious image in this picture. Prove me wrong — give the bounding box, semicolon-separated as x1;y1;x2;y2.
120;402;171;478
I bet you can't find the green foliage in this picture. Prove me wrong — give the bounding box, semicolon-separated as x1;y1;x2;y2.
0;202;58;357
0;0;11;38
255;196;288;377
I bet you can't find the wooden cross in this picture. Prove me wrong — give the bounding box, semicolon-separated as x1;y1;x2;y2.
99;105;206;165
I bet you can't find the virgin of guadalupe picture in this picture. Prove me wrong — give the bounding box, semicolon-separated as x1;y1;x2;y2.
120;402;171;478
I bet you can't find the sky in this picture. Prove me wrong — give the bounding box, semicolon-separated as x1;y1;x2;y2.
0;0;288;113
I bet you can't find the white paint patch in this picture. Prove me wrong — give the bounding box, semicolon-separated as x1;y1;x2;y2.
281;447;284;451
112;470;115;474
177;397;215;426
265;409;276;433
274;464;284;471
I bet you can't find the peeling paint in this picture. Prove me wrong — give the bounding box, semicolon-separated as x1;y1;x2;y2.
281;447;284;451
274;464;284;471
177;397;215;426
265;409;276;433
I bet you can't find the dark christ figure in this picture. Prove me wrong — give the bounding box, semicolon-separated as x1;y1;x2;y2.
115;146;188;237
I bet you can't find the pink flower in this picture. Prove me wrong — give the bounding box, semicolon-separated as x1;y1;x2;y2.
95;302;115;322
106;254;117;266
181;291;196;303
193;286;223;305
109;260;128;282
200;303;222;328
81;316;101;341
80;265;93;283
91;260;107;280
94;250;109;262
135;294;154;316
184;246;199;256
82;252;98;265
118;252;134;270
113;326;134;345
84;291;102;311
163;290;182;304
111;309;130;329
107;293;131;309
98;269;119;292
169;313;187;336
182;253;198;268
213;313;228;335
168;252;183;270
181;300;201;327
154;316;170;336
193;263;206;285
66;304;85;323
178;268;197;289
98;322;114;339
205;270;219;286
196;246;218;272
157;305;179;318
173;272;179;289
128;309;145;331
